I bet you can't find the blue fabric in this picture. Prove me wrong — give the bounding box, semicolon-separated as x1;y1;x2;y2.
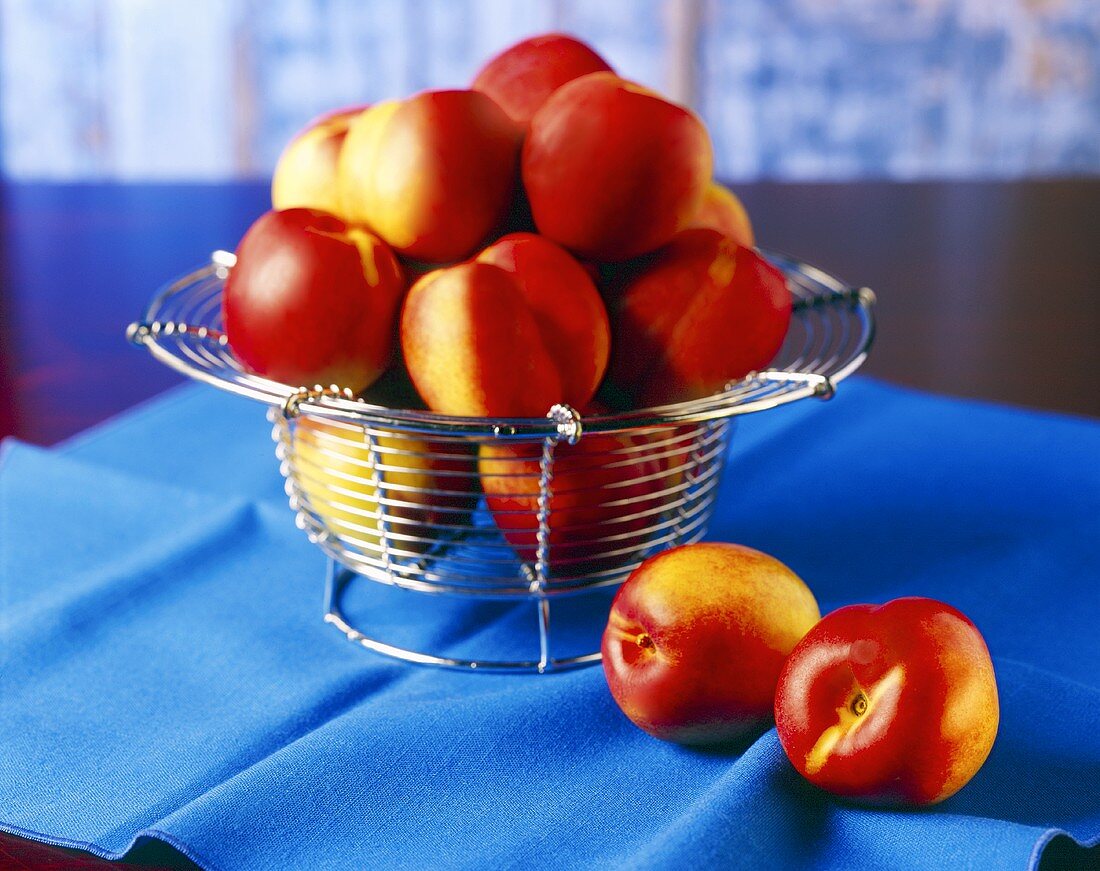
1;377;1098;870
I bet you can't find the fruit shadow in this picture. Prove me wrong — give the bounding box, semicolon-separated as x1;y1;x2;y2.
682;683;1100;865
655;730;834;866
1035;835;1100;871
946;744;1100;831
683;726;834;838
925;655;1100;834
683;724;772;760
336;561;619;666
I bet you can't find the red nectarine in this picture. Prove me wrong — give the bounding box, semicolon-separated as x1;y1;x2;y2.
774;597;999;805
475;232;610;410
223;208;404;391
609;228;791;406
523;72;713;261
472;33;613;127
479;428;679;573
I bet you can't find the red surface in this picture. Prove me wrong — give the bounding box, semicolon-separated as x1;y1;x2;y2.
0;832;195;869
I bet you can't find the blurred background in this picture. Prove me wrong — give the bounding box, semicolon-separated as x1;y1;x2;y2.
2;0;1098;181
0;0;1098;448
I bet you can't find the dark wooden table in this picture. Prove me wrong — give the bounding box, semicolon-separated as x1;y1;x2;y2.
1;180;1098;869
2;180;1098;451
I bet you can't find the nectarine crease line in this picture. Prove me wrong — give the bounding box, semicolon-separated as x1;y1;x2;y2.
803;665;905;776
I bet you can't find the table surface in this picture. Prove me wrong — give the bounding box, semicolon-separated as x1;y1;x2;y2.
1;180;1098;870
2;179;1099;450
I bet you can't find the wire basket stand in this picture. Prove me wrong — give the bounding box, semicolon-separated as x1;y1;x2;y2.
128;249;875;673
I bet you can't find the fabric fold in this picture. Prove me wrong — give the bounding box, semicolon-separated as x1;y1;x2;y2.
1;380;1098;870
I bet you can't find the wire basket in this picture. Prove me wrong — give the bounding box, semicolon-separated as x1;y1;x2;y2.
128;249;875;672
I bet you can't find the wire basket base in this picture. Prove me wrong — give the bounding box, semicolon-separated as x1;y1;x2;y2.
323;559;613;673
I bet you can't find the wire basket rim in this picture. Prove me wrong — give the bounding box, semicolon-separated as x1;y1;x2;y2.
129;248;875;439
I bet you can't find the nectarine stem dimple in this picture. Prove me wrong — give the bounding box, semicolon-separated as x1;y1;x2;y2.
850;693;868;717
636;633;655;651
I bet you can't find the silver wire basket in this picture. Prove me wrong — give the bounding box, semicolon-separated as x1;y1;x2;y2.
128;249;875;673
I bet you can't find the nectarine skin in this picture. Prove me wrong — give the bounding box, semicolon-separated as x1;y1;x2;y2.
774;597;999;805
223;208;404;391
400;262;561;418
271;105;368;214
689;181;755;249
476;232;610;410
472;33;613;127
338;90;520;263
609;228;792;407
293;418;478;555
523;73;713;261
602;542;821;745
479;429;677;573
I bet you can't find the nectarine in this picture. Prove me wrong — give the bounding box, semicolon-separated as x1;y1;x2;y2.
472;33;613;127
775;597;999;805
271;105;368;214
609;228;791;406
523;72;712;260
475;232;610;410
689;181;754;249
223;208;404;391
602;542;821;744
338;90;520;263
401;236;611;418
479;428;680;573
292;418;477;556
400;262;560;417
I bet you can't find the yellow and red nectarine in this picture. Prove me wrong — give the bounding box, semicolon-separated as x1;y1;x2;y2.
338;90;520;263
602;542;821;744
271;105;368;214
689;181;755;249
293;418;478;555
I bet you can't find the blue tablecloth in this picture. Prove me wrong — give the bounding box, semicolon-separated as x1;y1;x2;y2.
1;378;1098;870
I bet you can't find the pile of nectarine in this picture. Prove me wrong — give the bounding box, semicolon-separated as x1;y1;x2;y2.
224;32;789;414
222;33;796;577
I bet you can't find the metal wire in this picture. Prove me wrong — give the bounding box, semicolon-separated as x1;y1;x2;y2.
129;250;874;436
129;249;875;672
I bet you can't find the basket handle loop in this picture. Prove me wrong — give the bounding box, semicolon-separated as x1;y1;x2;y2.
530;403;583;593
546;403;583;445
281;384;356;419
751;371;836;401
